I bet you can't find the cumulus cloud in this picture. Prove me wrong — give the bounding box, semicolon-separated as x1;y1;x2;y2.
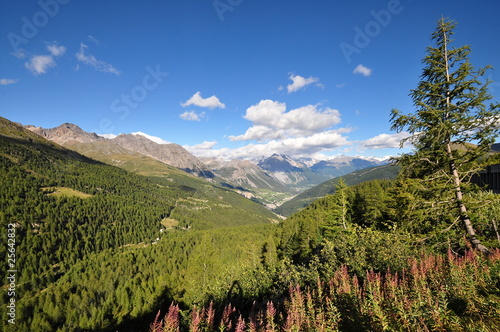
0;79;19;85
287;74;322;93
193;141;218;149
230;125;286;142
353;64;373;77
76;43;121;75
360;132;410;149
230;100;341;141
24;42;67;75
47;44;66;56
185;129;351;160
181;91;226;109
195;99;354;159
180;111;206;121
25;55;56;75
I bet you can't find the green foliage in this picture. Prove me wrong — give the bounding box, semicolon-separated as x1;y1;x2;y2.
275;165;400;217
390;18;500;253
151;250;500;331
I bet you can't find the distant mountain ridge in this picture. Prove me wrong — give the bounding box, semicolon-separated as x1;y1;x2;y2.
213;159;286;191
25;123;104;145
25;123;215;178
255;153;389;190
25;122;390;195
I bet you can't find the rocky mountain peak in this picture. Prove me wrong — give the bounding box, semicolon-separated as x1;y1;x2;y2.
258;154;306;172
25;123;104;145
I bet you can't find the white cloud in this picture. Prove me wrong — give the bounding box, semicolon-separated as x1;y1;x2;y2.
193;141;218;149
47;44;66;57
230;100;342;141
360;132;410;149
25;55;56;75
186;130;351;160
287;74;322;93
188;99;353;159
0;79;19;85
181;91;226;109
180;111;206;121
353;64;373;77
24;43;66;75
76;43;121;75
230;125;286;141
131;132;170;144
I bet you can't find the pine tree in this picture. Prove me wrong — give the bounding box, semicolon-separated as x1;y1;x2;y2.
390;18;500;254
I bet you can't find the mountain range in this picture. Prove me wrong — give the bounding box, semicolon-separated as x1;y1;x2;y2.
24;122;390;202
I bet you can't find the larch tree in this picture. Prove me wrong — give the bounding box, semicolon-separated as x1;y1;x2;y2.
390;18;500;254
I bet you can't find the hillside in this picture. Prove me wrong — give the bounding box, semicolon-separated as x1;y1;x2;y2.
68;140;197;178
275;164;401;216
110;133;216;178
0;117;280;331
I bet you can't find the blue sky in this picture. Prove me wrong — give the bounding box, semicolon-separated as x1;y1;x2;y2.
1;0;499;160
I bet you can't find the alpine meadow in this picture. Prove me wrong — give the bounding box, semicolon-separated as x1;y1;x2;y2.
2;2;500;332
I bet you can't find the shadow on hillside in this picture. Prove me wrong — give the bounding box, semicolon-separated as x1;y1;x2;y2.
95;286;177;332
0;134;104;165
99;279;289;332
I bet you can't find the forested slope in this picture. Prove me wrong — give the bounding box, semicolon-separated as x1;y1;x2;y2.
0;117;279;331
275;165;400;216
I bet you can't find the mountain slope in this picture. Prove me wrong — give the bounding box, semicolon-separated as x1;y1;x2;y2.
69;140;193;178
275;164;401;216
258;154;328;188
110;133;216;178
213;159;286;191
26;123;215;178
0;116;280;331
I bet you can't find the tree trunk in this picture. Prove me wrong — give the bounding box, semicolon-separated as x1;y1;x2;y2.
446;143;490;254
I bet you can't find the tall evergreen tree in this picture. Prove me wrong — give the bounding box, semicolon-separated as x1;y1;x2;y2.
390;18;499;254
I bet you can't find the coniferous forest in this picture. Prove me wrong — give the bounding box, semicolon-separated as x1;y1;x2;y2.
2;18;500;332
